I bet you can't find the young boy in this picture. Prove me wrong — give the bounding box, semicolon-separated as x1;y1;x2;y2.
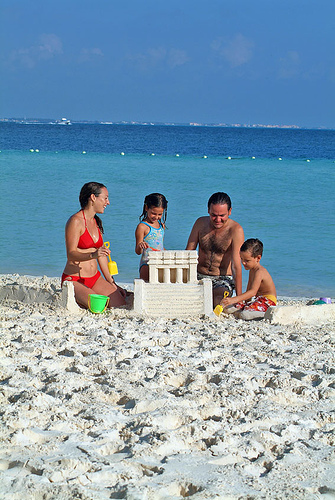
221;238;277;320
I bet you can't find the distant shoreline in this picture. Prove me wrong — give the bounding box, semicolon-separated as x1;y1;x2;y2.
0;117;333;131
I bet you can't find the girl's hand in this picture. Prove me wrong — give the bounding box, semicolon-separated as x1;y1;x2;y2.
137;241;149;252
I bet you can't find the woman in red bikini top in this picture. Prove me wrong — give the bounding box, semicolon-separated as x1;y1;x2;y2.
62;182;127;309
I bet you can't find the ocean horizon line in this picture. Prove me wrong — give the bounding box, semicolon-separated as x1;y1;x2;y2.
1;117;333;131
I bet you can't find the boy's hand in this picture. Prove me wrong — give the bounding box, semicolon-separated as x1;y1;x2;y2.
221;296;235;307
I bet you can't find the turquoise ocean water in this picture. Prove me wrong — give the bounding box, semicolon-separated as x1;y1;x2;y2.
1;123;334;297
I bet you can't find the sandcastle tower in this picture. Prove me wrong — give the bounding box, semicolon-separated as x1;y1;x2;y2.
133;250;213;317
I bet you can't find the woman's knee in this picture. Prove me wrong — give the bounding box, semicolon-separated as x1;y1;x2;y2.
108;288;126;307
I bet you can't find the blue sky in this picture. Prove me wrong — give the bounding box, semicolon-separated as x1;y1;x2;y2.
1;0;334;128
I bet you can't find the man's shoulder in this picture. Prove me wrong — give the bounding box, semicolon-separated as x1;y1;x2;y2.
228;218;244;234
229;217;243;228
194;216;210;227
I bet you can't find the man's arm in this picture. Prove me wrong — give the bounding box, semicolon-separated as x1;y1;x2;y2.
231;224;244;296
186;219;200;250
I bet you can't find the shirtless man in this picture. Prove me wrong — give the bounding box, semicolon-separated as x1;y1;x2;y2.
186;192;244;307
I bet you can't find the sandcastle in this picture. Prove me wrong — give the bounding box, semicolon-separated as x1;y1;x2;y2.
133;250;213;317
59;250;213;317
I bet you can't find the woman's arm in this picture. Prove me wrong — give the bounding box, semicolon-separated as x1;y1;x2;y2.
98;251;115;285
98;253;127;297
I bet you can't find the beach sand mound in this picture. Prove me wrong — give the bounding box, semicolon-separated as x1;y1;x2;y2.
0;274;62;305
0;275;334;499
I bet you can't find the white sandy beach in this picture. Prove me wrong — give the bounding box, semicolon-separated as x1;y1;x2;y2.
0;274;334;499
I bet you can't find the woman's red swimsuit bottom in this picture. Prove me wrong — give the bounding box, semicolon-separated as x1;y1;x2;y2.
61;271;101;289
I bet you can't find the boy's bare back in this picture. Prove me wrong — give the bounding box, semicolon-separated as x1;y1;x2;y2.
247;264;276;298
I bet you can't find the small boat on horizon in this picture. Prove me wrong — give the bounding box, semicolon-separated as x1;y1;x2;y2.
50;117;72;125
57;118;72;125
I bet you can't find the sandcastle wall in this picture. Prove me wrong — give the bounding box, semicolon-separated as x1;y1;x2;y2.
133;250;213;317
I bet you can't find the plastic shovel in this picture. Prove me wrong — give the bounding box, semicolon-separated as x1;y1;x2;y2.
104;241;118;276
214;290;229;316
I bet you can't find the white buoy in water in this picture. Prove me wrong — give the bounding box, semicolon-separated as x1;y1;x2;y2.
203;155;207;158
35;149;39;152
150;153;155;156
278;157;282;160
306;159;310;162
30;149;34;152
252;156;255;159
120;152;125;155
82;151;87;154
227;156;231;160
176;154;180;157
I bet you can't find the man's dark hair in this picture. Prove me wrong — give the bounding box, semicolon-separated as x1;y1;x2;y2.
207;192;231;211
